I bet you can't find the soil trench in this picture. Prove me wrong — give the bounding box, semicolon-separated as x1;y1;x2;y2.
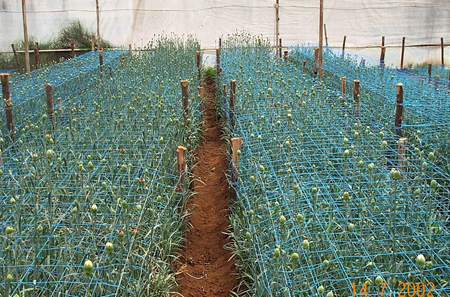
174;83;239;296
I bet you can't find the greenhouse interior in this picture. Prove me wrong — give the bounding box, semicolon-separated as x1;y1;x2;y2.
0;1;449;296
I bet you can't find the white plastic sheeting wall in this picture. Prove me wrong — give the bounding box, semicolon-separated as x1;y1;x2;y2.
1;0;449;66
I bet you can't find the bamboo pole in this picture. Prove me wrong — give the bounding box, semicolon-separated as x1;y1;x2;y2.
342;35;347;52
380;46;386;65
313;48;319;76
11;44;21;70
318;0;324;80
324;24;328;46
341;76;346;98
21;0;30;73
229;80;237;129
196;50;201;81
283;51;288;63
96;0;101;50
428;64;432;77
441;37;444;65
216;48;221;76
99;49;103;68
395;83;404;137
400;37;405;69
1;74;16;141
34;42;40;70
382;36;385;47
180;80;189;118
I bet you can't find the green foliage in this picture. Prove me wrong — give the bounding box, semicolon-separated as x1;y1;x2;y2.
203;66;217;80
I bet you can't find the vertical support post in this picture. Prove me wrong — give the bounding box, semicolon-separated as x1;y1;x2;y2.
34;42;40;70
397;137;408;173
313;48;319;76
44;83;54;130
441;37;444;65
283;50;288;63
129;44;132;55
342;35;347;52
11;44;21;70
380;46;386;66
177;146;187;185
231;137;242;183
382;36;385;47
435;75;439;81
197;86;204;100
222;84;227;107
229;80;237;129
21;0;30;74
91;35;95;51
216;48;221;76
302;60;306;73
395;83;404;138
428;64;432;77
180;80;189;118
71;42;75;58
353;80;360;118
1;74;16;141
96;0;101;51
324;23;328;46
219;38;222;49
341;76;346;102
400;37;405;69
196;50;201;82
99;49;104;68
279;38;282;58
275;0;279;51
318;0;324;80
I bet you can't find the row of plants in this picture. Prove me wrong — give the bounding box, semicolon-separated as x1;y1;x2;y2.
220;34;449;296
1;36;202;296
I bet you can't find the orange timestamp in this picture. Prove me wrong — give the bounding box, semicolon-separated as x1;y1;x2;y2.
352;282;436;297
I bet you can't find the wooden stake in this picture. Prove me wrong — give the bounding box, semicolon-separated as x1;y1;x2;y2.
96;0;101;51
176;146;187;185
313;48;319;76
324;23;328;46
353;80;360;117
279;38;282;59
231;137;242;182
129;44;132;55
44;83;54;129
99;49;104;68
180;80;189;118
196;50;201;81
70;42;75;58
34;42;40;70
382;36;385;47
400;37;405;69
283;51;288;63
222;84;227;96
341;76;346;97
428;64;432;76
91;35;95;51
1;74;16;141
395;83;404;137
230;80;237;129
21;0;30;73
380;46;386;65
435;75;439;81
302;60;306;73
11;44;21;70
397;137;407;172
219;38;222;49
197;86;204;100
440;37;444;65
318;0;324;80
342;35;347;52
216;48;221;76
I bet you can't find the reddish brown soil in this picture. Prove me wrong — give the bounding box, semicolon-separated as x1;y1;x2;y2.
173;82;239;296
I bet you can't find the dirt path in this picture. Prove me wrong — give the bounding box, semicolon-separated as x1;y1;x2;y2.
174;83;239;296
